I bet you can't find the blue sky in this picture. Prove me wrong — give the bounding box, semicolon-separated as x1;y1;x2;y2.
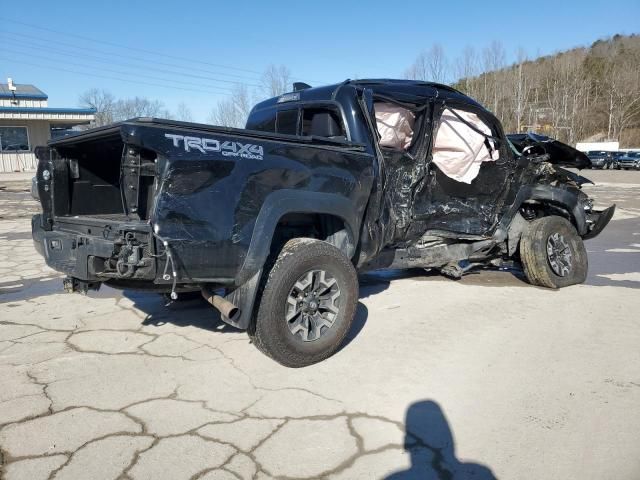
1;0;638;122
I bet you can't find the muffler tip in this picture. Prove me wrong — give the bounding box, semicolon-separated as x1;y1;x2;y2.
201;287;241;322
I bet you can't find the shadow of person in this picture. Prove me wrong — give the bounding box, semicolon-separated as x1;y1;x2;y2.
386;400;496;480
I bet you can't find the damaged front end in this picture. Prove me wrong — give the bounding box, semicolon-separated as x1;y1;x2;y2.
507;132;591;169
509;133;615;240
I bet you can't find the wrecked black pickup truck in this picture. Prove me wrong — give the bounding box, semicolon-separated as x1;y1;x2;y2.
32;79;615;367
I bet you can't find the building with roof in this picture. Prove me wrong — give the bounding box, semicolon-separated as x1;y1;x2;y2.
0;79;95;172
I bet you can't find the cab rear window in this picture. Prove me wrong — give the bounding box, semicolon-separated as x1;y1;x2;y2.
276;109;299;135
246;109;276;132
246;105;346;140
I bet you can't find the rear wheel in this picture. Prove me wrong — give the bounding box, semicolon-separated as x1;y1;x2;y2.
520;216;588;288
250;238;358;367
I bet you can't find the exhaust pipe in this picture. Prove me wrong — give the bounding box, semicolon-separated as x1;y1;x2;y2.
201;286;241;322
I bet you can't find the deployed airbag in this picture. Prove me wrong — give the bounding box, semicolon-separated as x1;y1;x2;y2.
432;108;499;184
375;102;415;150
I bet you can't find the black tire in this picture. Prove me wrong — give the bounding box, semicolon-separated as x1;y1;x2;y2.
520;216;588;289
249;238;358;367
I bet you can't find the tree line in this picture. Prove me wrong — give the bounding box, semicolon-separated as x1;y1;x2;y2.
79;35;639;147
78;89;193;126
406;34;640;147
78;64;291;129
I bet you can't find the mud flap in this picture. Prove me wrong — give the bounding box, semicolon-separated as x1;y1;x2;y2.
219;268;263;330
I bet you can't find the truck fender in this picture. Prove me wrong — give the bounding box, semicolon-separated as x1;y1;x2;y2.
525;185;588;235
236;190;360;287
220;190;359;330
498;185;589;243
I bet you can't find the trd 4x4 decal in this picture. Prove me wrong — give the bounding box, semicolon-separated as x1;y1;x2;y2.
165;133;264;160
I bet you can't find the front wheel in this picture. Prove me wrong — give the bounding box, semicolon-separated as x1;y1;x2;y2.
520;216;588;288
250;238;358;367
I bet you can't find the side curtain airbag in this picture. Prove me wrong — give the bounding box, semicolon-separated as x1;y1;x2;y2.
375;102;415;150
432;108;499;184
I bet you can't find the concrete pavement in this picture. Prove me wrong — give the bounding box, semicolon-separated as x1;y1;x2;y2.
1;170;639;479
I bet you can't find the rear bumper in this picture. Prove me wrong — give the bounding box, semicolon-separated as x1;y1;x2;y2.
32;214;117;281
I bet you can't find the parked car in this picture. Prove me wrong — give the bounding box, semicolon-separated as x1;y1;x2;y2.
618;151;640;170
585;150;615;169
610;151;626;170
31;79;615;366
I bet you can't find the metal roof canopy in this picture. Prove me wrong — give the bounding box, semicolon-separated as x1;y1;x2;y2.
0;106;95;114
0;83;48;100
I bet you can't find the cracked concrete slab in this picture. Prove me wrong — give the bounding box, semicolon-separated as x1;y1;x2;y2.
29;354;186;411
328;447;429;480
125;399;238;436
3;454;68;480
141;332;212;358
244;389;344;419
52;435;154;480
0;407;141;457
128;435;235;480
351;417;405;451
1;172;640;479
68;330;153;354
199;470;242;480
0;395;51;425
198;418;284;452
225;452;257;479
253;417;359;478
0;341;69;366
0;324;43;341
176;359;261;413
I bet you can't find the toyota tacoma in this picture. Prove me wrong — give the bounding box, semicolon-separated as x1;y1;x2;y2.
31;79;615;367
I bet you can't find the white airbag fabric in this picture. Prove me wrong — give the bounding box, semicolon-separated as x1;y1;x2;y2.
375;103;415;150
432;108;499;184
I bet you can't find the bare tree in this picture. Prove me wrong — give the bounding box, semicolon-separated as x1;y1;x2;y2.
427;44;448;83
78;89;115;127
208;97;242;128
454;46;478;91
208;85;252;128
112;97;168;121
174;102;194;122
604;59;640;141
262;64;292;97
511;48;531;133
405;44;448;83
482;41;506;115
404;51;428;81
